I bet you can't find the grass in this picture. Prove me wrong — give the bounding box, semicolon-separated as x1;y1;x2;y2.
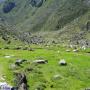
0;44;90;90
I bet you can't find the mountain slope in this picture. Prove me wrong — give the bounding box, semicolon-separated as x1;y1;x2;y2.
0;0;90;46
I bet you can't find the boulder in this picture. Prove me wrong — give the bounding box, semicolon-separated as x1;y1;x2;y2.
73;49;78;52
0;82;17;90
81;46;86;50
9;64;17;70
59;59;67;66
30;0;44;8
85;88;90;90
53;74;62;80
26;67;33;72
28;48;34;51
33;60;48;64
23;47;28;50
66;49;70;52
15;73;28;90
19;83;27;90
14;46;23;50
5;55;11;58
15;59;27;66
0;77;5;81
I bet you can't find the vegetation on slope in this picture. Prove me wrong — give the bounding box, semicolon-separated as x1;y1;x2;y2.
0;0;90;46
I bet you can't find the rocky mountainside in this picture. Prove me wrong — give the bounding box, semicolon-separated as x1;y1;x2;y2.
0;0;90;46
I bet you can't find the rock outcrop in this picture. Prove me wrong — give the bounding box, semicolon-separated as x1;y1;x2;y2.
15;73;28;90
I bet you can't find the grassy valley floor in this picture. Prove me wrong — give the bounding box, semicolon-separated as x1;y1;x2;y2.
0;44;90;90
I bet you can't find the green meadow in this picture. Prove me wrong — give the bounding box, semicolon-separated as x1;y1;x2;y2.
0;44;90;90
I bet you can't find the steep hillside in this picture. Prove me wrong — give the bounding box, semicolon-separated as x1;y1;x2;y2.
0;0;90;46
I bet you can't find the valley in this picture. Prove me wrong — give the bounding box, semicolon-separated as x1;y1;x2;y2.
0;0;90;90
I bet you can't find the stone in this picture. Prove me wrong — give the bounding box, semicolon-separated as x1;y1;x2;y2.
53;74;61;80
4;55;14;58
0;77;5;81
81;46;86;50
28;48;34;51
15;73;28;90
23;47;28;50
73;49;78;52
14;46;23;50
66;49;70;52
0;82;15;90
30;0;44;7
5;55;11;58
19;83;27;90
10;64;16;70
26;68;33;72
33;60;48;64
59;59;67;66
54;75;60;79
15;59;27;66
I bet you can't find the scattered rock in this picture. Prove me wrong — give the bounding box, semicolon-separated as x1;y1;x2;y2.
14;46;22;50
15;59;27;66
53;74;62;80
35;83;46;90
0;82;16;90
28;48;34;51
0;77;5;81
19;83;27;90
30;0;44;7
9;64;17;70
26;67;33;72
81;46;86;50
4;55;11;58
85;88;90;90
59;59;67;66
66;49;70;52
73;49;78;52
33;60;48;64
15;73;28;90
23;47;28;50
4;55;14;58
